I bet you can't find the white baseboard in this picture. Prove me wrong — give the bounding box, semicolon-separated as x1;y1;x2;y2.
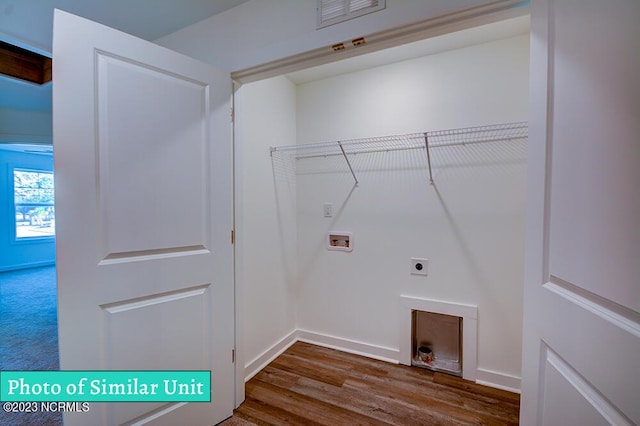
476;368;521;394
243;330;298;382
0;260;55;272
243;329;521;395
296;329;399;365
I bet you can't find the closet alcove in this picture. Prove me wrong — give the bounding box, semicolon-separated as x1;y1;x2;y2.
236;15;529;391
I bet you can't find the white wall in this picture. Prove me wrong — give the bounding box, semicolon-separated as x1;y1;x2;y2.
0;148;55;271
0;108;52;144
157;0;497;73
293;35;528;384
234;76;298;372
158;0;529;389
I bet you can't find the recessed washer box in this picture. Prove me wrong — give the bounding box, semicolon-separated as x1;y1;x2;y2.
327;232;352;252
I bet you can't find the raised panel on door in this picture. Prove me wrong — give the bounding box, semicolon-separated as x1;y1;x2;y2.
540;346;613;426
100;286;212;425
546;0;640;313
95;51;211;260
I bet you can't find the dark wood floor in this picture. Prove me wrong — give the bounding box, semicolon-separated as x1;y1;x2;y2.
221;342;520;425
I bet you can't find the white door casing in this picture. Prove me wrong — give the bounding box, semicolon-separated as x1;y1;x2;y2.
521;1;639;425
53;9;234;426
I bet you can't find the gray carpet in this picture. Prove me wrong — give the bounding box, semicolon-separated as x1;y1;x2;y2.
0;265;62;425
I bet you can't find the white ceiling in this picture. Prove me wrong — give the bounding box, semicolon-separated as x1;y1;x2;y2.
0;2;529;114
0;0;250;112
286;15;530;85
0;0;251;53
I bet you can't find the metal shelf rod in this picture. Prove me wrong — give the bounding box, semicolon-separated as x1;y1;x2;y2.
270;122;528;156
429;135;528;148
424;133;433;184
270;123;528;185
288;135;527;160
293;144;423;160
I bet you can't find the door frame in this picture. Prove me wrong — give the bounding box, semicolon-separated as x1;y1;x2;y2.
231;83;244;407
519;1;548;420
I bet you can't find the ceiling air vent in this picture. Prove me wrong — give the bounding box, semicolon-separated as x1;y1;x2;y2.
317;0;386;29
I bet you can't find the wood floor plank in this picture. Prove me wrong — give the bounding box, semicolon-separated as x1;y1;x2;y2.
344;377;492;425
287;342;392;378
338;367;518;423
246;379;391;425
234;397;324;426
269;352;348;388
220;342;520;425
253;365;301;390
290;375;465;426
433;373;521;405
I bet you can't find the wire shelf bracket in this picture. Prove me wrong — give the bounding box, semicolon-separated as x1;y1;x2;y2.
338;141;359;185
424;132;433;184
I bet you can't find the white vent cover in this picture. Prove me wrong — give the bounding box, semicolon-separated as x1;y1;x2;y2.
317;0;386;29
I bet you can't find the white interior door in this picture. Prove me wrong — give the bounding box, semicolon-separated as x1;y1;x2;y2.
521;1;639;425
53;9;234;426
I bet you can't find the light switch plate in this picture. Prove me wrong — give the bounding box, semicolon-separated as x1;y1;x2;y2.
324;202;333;217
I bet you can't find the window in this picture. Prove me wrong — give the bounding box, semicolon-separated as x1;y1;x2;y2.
14;169;55;239
317;0;386;29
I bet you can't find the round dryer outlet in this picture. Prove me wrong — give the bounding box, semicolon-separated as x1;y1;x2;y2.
411;258;428;276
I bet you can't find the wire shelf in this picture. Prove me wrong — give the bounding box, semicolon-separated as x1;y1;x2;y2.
270;121;528;184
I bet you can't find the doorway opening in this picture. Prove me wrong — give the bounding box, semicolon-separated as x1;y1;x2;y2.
0;144;58;372
0;143;60;425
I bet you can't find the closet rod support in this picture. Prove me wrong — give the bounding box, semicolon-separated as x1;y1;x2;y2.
424;133;434;184
338;141;359;185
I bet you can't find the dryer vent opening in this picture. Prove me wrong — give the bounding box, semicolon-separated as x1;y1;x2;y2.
411;310;462;377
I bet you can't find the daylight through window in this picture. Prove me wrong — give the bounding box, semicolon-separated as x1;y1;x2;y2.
14;169;55;239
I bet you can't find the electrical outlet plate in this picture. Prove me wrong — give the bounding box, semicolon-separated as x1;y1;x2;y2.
411;258;428;276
